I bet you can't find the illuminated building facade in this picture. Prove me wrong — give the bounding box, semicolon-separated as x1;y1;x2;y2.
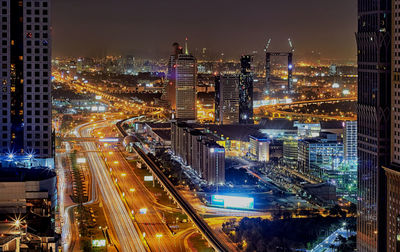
166;42;183;111
171;121;225;184
202;141;225;185
175;42;197;120
298;133;343;179
215;75;240;124
249;134;269;162
343;121;357;164
283;138;298;168
357;0;392;250
0;0;53;161
239;55;253;124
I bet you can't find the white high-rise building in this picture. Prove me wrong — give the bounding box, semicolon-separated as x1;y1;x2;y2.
0;0;52;160
175;39;197;120
343;121;357;164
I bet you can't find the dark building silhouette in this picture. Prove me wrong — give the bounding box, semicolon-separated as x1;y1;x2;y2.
166;42;183;111
356;0;392;251
239;55;254;124
0;0;53;160
215;75;240;125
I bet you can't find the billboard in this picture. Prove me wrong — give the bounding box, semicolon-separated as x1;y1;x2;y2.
144;176;153;181
92;239;106;247
99;138;119;142
211;195;254;209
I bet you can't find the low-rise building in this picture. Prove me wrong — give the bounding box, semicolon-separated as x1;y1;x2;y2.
0;168;56;214
249;134;269;162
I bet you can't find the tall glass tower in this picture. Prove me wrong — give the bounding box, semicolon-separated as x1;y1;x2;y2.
175;39;197;120
239;55;253;124
356;0;392;251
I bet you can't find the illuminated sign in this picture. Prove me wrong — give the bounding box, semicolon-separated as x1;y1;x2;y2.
211;195;254;209
139;208;147;214
95;95;102;100
76;158;86;164
99;138;119;142
92;240;106;247
144;176;153;181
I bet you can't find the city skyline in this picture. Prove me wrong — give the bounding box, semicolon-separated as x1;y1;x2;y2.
0;1;385;251
52;0;357;61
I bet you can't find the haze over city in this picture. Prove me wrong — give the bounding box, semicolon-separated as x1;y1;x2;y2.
52;0;357;60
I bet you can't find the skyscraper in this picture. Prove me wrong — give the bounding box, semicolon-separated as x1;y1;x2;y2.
357;0;392;251
175;39;197;120
215;75;240;124
166;42;183;111
0;0;53;162
239;55;253;124
383;2;400;251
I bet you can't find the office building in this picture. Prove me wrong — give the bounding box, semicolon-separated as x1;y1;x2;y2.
239;55;254;124
298;133;343;179
283;138;298;168
215;75;240;124
383;2;400;251
357;0;392;251
343;121;357;164
166;42;183;111
0;0;53;163
0;167;56;214
249;134;269;162
294;121;321;138
175;40;197;120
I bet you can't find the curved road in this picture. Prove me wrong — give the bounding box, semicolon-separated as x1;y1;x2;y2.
78;122;146;252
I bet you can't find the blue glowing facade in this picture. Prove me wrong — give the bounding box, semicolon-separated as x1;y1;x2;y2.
211;195;254;209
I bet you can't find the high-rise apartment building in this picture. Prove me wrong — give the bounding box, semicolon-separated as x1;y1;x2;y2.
357;0;392;250
0;0;52;161
215;75;240;124
343;121;357;164
171;121;225;184
239;55;253;124
175;40;197;120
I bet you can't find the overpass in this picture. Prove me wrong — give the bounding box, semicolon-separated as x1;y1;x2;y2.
116;119;229;252
258;97;357;109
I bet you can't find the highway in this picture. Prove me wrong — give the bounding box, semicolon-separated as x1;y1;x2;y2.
77;122;147;252
256;96;357;121
97;125;182;251
132;144;229;251
115;118;229;251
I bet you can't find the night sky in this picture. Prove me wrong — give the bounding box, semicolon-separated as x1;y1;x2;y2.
52;0;357;61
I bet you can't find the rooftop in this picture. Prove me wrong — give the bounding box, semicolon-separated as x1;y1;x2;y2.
0;167;56;183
